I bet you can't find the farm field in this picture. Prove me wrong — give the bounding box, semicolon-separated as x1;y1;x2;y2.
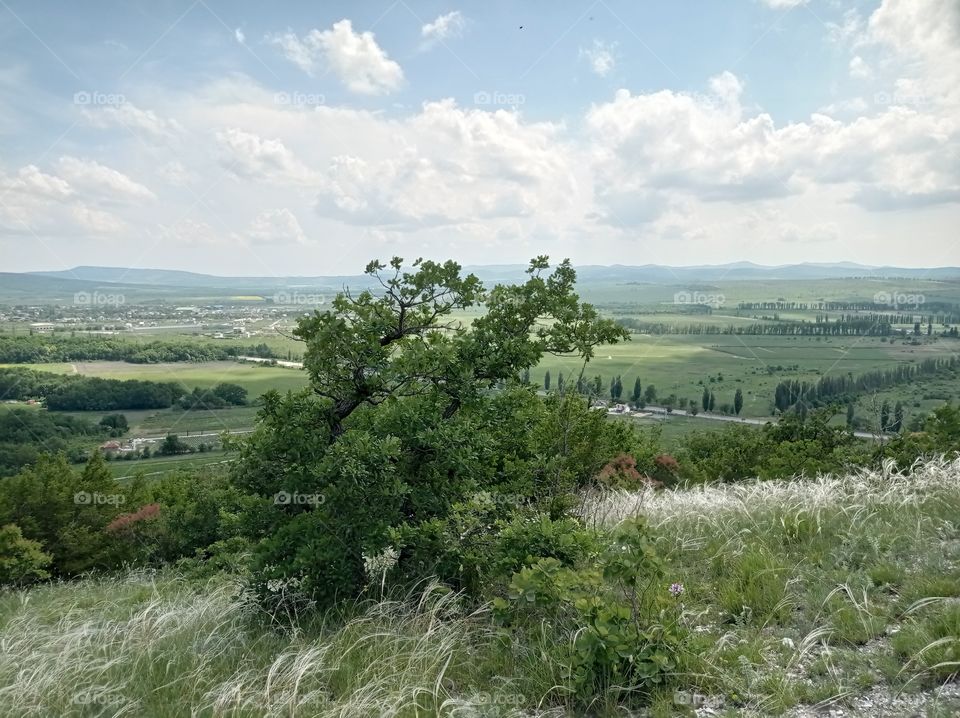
108;451;234;480
2;360;308;397
532;334;960;417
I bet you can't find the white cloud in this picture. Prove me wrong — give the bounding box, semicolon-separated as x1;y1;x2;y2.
268;19;403;95
72;205;126;233
153;218;228;246
866;0;960;107
3;165;73;200
779;221;839;243
234;28;245;44
57;157;155;201
585;71;960;221
81;102;182;140
157;161;193;186
849;55;872;79
421;11;467;44
757;0;807;8
580;40;617;77
215;127;317;185
314;99;575;228
247;208;308;244
817;97;869;116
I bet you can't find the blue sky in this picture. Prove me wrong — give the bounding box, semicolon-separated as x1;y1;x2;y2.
1;0;958;275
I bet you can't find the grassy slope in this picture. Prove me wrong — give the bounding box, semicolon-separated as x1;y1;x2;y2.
3;459;959;716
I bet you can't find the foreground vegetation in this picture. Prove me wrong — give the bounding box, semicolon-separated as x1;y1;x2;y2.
1;258;958;716
1;458;958;716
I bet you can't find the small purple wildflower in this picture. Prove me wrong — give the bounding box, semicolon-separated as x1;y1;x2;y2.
669;582;685;597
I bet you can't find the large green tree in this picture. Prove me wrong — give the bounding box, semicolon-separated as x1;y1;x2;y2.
232;257;630;605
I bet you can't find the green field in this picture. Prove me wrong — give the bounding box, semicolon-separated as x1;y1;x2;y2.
532;334;959;417
109;451;234;480
2;360;308;396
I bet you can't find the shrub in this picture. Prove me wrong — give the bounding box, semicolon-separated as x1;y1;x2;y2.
0;523;51;585
494;518;685;705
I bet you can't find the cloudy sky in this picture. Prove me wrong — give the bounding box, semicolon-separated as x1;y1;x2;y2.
1;0;958;275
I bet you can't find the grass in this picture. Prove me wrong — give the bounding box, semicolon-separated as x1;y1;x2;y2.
583;456;960;714
107;451;235;480
2;361;308;398
4;458;960;715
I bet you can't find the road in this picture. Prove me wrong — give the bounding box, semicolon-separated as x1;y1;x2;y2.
236;355;304;369
639;405;888;441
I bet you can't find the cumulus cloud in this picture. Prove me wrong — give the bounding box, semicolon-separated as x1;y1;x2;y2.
268;20;403;95
57;157;155;201
866;0;960;106
3;165;73;200
849;55;871;79
81;102;182;140
72;204;127;233
314;99;575;228
247;208;308;244
421;11;466;44
584;70;959;221
215;127;317;184
580;40;617;77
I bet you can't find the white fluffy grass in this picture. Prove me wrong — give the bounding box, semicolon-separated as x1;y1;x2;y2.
582;456;960;529
0;574;521;717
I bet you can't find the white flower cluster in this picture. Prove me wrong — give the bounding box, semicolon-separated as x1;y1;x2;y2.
362;546;400;583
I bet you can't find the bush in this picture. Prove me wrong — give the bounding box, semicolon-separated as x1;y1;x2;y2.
494;518;685;705
0;523;52;585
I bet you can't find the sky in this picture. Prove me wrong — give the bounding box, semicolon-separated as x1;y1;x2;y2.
0;0;958;276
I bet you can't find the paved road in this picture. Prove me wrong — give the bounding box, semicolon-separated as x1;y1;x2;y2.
237;355;304;368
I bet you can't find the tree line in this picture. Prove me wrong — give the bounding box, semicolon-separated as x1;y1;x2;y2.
0;335;279;364
617;315;960;337
0;367;248;412
773;356;960;412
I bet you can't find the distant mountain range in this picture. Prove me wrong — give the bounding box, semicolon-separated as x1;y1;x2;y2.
22;262;960;288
